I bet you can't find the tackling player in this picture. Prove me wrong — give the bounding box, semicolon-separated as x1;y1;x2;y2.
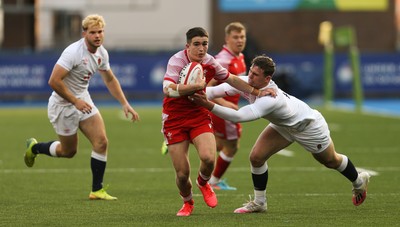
192;55;370;213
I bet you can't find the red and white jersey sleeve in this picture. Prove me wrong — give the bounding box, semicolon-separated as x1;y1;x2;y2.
201;54;230;84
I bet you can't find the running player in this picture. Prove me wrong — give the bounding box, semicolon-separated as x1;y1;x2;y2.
24;14;140;200
162;27;275;216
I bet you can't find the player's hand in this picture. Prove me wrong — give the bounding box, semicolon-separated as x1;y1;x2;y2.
195;73;207;90
74;99;93;114
189;91;215;110
259;88;277;98
123;104;140;122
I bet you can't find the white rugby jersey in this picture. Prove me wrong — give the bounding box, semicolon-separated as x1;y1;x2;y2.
206;76;316;130
51;38;110;103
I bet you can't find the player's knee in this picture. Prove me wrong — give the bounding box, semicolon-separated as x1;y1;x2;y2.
176;171;190;183
249;153;264;167
93;137;108;153
202;155;215;168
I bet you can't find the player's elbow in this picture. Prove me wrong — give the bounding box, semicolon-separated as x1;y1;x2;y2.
48;78;57;90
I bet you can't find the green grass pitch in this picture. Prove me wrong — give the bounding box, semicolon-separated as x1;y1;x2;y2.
0;105;399;226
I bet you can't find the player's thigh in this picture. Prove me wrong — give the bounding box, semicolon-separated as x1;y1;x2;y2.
252;126;291;161
79;113;107;147
192;132;216;161
169;141;191;175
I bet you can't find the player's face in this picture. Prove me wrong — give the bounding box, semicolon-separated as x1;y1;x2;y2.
226;30;246;55
83;25;104;52
248;65;270;89
186;36;208;63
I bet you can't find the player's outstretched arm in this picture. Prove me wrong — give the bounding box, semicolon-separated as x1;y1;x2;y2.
100;69;140;122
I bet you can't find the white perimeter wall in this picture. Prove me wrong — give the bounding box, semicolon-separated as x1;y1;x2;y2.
36;0;211;51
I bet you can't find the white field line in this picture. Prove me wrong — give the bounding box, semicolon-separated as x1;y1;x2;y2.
0;166;395;174
277;149;294;157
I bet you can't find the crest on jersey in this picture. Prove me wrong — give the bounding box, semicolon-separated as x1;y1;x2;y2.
98;58;102;65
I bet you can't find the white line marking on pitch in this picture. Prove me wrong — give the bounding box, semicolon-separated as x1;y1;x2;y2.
356;167;379;176
277;149;294;157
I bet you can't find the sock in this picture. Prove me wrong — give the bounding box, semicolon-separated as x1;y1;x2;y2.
251;163;268;205
180;192;193;203
251;163;268;190
197;172;210;186
211;152;233;184
336;154;358;182
254;189;266;205
91;151;107;192
32;141;58;157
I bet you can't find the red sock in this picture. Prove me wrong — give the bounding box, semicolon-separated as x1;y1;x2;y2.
213;155;231;179
197;173;209;186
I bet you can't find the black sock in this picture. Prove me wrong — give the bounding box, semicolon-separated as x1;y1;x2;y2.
32;141;55;156
91;157;106;192
252;169;268;191
341;159;358;182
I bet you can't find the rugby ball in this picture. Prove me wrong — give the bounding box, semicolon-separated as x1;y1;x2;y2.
179;62;204;85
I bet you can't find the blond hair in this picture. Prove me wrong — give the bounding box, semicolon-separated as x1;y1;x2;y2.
225;22;246;35
82;14;106;31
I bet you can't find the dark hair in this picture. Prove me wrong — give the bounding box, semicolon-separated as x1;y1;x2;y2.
251;55;276;77
186;27;209;43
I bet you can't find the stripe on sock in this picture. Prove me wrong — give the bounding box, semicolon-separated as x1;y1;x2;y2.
91;151;107;162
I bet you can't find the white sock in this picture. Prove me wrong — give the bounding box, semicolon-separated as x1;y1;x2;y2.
49;141;60;157
254;190;266;205
209;175;219;185
352;173;363;188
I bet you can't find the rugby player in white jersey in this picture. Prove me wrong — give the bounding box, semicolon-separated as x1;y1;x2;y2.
162;27;276;216
24;14;140;200
208;22;247;191
192;55;370;213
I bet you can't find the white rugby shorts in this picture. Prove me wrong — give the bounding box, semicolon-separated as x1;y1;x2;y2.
47;95;98;136
269;110;331;153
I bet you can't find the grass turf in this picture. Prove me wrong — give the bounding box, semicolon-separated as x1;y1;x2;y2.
0;106;399;226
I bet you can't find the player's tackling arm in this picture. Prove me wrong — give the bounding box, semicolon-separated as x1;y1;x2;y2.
192;91;262;123
224;75;276;97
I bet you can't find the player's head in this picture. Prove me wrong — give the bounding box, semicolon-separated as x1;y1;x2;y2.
82;14;106;52
224;22;246;55
248;55;275;88
82;14;106;31
252;55;275;77
186;27;209;63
